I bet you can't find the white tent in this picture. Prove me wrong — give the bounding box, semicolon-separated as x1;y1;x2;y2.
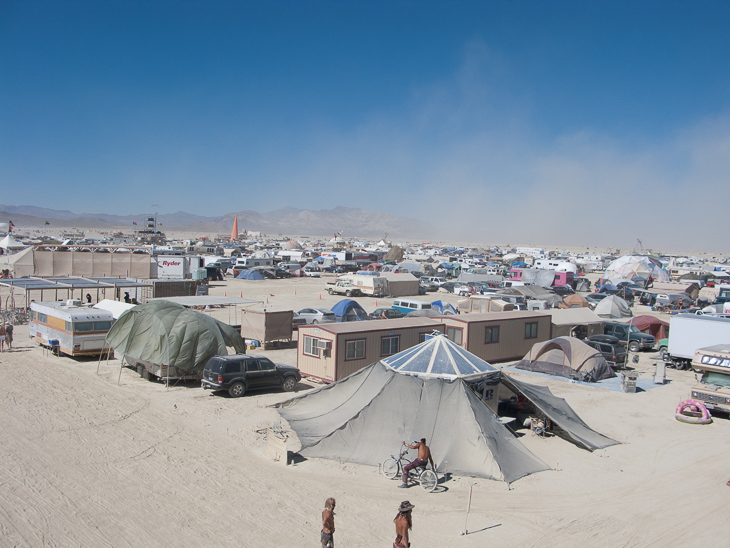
0;234;26;251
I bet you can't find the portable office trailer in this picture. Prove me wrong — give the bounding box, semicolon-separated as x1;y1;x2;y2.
440;311;552;363
29;300;115;357
297;318;444;382
535;308;604;338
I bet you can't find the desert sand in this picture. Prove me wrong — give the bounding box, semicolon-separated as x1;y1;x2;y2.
1;274;729;547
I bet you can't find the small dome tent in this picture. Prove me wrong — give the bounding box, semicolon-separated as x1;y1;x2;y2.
515;337;616;382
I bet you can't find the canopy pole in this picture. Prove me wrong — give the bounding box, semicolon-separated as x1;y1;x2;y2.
118;356;125;385
96;342;106;374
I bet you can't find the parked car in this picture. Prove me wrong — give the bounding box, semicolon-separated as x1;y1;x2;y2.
419;279;439;292
604;321;656;352
584;335;628;368
585;293;608;308
303;269;321;278
292;312;307;330
201;354;301;397
550;285;575;297
368;308;406;320
440;282;458;293
297;307;336;324
455;284;474;296
657;337;668;360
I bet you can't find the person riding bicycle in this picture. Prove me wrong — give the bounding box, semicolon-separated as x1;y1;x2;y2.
399;438;435;488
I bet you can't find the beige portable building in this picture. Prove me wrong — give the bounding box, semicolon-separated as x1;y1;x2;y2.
536;308;604;338
297;317;444;382
440;311;552;363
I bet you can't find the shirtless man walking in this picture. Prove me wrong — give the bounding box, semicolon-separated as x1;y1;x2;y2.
399;438;435;488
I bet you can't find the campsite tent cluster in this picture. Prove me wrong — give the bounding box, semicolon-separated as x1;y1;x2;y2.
276;334;617;483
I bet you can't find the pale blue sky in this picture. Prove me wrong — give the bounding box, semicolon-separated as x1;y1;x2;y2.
1;1;729;250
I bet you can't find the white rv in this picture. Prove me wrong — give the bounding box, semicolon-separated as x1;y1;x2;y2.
29;300;115;357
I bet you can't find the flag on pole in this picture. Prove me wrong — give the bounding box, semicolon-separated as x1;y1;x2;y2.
8;221;14;233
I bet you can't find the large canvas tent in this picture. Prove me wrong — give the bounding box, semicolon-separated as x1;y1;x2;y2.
105;300;245;375
515;337;616;382
276;334;617;483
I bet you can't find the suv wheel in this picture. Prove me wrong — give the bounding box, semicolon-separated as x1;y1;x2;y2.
628;341;640;353
229;382;246;398
282;377;297;392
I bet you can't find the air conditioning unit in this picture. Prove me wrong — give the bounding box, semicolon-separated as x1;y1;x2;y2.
317;340;332;350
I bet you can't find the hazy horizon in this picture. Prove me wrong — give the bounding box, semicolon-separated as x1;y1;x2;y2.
2;1;729;251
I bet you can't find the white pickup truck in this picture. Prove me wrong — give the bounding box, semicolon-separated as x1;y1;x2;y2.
327;281;362;297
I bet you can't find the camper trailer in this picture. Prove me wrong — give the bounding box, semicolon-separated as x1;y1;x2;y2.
339;274;388;297
29;300;115;357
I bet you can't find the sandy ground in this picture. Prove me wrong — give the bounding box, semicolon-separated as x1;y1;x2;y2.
1;274;729;547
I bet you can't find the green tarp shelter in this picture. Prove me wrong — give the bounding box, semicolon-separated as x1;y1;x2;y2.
105;300;245;375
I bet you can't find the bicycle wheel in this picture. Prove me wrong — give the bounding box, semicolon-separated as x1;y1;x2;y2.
382;458;400;479
419;469;438;492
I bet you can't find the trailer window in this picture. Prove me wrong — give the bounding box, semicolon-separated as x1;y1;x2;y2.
38;313;47;323
74;322;94;332
94;321;112;331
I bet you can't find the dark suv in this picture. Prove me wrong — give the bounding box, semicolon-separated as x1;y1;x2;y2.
584;335;628;368
604;321;655;352
201;355;301;397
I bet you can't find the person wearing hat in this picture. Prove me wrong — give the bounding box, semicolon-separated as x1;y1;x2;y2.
393;500;414;547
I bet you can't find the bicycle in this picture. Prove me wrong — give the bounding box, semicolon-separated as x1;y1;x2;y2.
381;442;438;493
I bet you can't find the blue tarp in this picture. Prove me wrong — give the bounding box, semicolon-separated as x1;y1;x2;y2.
331;299;368;322
431;300;457;314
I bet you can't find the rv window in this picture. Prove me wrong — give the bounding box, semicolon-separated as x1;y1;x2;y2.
94;321;112;331
422;304;432;309
485;326;500;344
38;313;47;323
409;303;417;308
74;322;94;333
30;310;36;321
65;321;72;332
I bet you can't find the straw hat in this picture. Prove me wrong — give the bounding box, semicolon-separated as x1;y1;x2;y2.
398;500;415;512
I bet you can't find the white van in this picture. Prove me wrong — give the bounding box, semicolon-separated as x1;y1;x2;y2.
422;276;447;286
392;299;433;315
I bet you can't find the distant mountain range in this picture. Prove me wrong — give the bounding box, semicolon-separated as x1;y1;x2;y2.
0;204;433;239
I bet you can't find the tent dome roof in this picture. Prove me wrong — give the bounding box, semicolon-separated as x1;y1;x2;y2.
382;333;497;380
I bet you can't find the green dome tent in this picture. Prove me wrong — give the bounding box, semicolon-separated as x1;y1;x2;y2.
105;300;245;381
